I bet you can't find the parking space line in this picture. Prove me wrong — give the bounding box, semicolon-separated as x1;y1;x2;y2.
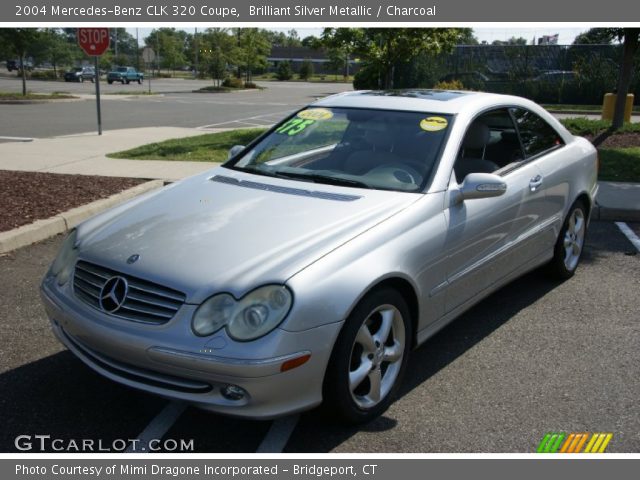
615;222;640;252
125;401;186;453
197;109;295;130
255;415;299;453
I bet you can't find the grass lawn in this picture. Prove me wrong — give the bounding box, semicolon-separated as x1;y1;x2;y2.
0;91;77;100
560;118;640;136
598;147;640;183
107;128;267;162
544;104;640;113
253;74;354;83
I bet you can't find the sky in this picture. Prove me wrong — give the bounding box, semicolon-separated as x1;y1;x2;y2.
126;27;589;46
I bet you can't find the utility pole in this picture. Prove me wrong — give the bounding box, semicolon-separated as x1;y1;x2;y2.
136;28;140;71
114;28;118;64
194;27;198;77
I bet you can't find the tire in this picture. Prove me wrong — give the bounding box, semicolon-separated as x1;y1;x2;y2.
323;287;412;424
137;78;142;84
108;80;113;85
546;201;587;279
79;76;84;83
121;79;126;84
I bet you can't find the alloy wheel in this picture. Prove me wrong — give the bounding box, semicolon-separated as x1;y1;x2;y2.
348;304;406;409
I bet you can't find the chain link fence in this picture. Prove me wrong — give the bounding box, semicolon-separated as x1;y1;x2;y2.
382;44;639;104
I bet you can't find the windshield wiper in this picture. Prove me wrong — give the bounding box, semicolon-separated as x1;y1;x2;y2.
272;171;372;189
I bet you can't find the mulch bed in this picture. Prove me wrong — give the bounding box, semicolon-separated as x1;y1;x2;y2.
0;170;145;233
585;132;640;149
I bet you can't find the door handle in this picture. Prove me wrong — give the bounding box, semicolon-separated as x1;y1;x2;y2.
529;175;543;191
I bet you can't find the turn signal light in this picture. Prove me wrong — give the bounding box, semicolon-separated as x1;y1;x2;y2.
280;354;311;372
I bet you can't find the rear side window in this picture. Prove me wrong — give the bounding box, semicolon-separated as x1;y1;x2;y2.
510;108;563;158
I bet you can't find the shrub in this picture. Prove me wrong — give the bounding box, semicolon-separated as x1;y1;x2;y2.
244;81;258;89
275;61;293;81
433;79;465;90
29;70;59;80
222;77;244;88
299;59;314;80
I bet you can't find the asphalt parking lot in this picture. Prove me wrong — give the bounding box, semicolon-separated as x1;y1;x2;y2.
0;221;638;453
0;77;352;138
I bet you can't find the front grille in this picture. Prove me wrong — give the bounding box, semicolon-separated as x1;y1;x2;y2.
73;260;186;325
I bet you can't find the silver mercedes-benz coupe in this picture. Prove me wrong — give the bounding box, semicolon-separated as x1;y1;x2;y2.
41;90;598;423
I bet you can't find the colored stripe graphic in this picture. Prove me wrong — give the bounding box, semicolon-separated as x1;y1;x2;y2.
537;433;612;453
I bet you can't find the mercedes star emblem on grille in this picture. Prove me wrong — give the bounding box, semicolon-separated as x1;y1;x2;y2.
99;276;129;313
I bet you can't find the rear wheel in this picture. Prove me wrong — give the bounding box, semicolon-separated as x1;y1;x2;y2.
547;201;587;279
137;78;142;84
323;288;412;424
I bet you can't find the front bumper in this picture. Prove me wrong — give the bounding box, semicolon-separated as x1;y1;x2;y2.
41;277;342;419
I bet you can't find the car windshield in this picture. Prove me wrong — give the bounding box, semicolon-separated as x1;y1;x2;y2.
117;67;127;72
226;107;452;192
73;68;82;72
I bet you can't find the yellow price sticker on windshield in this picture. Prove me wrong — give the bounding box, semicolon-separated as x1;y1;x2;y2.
420;116;448;132
297;108;333;121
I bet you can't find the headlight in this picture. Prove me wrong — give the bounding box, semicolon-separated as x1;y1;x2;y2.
49;229;79;285
192;285;293;341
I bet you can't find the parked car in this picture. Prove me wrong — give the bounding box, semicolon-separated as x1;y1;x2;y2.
41;90;598;423
533;70;577;84
6;59;33;72
64;66;95;83
107;66;143;84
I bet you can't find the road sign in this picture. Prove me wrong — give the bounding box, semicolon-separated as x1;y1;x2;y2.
142;47;156;63
77;28;110;57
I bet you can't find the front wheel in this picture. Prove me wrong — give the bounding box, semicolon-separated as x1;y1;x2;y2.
323;288;412;424
547;201;587;279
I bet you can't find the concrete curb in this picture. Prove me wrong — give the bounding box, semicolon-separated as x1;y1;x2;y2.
0;180;163;254
0;97;83;105
593;205;640;222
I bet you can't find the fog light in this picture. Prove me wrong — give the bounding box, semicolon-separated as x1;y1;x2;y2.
221;384;246;401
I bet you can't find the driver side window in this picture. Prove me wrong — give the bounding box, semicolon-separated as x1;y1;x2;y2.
454;109;524;183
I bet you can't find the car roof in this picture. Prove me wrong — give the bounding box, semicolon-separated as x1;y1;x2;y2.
313;89;525;115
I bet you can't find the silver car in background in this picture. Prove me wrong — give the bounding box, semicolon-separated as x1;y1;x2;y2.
41;90;598;423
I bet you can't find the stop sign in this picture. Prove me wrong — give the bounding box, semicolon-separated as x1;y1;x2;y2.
77;28;110;56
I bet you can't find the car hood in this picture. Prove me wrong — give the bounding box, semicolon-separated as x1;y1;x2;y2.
77;167;420;304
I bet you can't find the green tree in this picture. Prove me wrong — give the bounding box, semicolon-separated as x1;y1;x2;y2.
573;28;615;45
234;28;270;83
299;58;314;80
610;29;640;129
35;29;75;78
322;28;466;89
0;28;41;95
492;36;528;46
146;28;188;74
200;28;237;86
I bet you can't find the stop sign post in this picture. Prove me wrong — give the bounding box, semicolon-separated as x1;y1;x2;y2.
77;28;109;135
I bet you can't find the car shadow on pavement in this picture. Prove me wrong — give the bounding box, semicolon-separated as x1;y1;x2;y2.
286;267;563;452
0;350;167;453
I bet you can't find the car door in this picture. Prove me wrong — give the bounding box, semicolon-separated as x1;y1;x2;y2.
442;109;546;313
510;107;569;253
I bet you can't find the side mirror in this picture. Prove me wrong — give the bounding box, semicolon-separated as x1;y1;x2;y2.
459;173;507;201
227;145;245;160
